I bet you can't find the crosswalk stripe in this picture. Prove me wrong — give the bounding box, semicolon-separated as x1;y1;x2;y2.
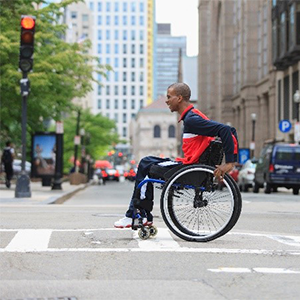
5;229;52;251
208;268;300;274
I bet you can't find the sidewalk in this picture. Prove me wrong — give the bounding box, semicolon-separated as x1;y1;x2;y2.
0;181;89;205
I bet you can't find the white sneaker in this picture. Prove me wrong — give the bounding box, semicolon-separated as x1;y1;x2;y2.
114;216;147;228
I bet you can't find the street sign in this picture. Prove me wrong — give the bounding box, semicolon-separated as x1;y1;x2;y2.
74;135;80;145
238;148;250;164
279;120;292;133
295;122;300;143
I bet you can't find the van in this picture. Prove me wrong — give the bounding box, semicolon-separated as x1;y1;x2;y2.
253;143;300;195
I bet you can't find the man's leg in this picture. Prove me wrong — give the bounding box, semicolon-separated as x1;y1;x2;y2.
114;156;171;228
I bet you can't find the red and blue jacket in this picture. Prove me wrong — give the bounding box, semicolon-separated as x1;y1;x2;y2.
175;105;239;165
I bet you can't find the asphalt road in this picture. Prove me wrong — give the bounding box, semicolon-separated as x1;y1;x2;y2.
0;180;299;300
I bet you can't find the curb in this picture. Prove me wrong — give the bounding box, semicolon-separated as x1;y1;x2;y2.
40;182;93;205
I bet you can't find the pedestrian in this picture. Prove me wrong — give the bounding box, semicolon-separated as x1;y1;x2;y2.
114;83;239;228
1;141;15;188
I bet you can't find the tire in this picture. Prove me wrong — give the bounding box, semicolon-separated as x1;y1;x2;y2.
293;188;299;195
264;182;271;194
253;181;259;193
160;164;242;242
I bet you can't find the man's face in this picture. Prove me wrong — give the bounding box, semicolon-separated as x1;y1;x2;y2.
166;88;181;112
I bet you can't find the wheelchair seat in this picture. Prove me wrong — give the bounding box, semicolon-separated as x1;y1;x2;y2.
149;139;224;181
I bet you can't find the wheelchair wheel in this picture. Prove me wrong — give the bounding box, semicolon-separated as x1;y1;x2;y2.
160;164;242;242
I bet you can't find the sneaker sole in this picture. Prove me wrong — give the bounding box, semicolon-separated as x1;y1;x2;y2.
114;221;150;229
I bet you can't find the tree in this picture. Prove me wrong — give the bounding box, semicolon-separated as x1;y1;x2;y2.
62;109;119;173
0;0;110;149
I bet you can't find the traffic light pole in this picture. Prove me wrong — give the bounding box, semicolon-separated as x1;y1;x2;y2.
15;73;31;198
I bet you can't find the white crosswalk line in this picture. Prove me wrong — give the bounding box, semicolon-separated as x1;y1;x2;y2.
5;229;52;251
208;267;300;274
133;228;180;249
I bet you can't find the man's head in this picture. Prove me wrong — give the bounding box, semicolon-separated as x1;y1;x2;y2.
6;141;11;147
166;83;191;113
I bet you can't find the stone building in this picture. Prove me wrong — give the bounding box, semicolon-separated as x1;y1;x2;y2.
198;0;300;157
130;96;177;161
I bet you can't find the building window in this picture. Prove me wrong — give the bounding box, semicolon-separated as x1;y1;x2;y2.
106;86;110;96
131;30;135;41
123;44;127;54
279;12;286;57
131;58;135;68
123;113;127;123
131;86;135;95
106;44;110;54
114;57;119;68
114;113;118;123
131;99;135;109
98;2;102;11
131;113;136;119
98;99;101;109
98;44;102;54
292;71;299;120
106;2;110;12
71;11;77;19
131;2;136;12
123;99;127;109
123;30;127;40
114;45;119;54
140;30;144;40
114;2;119;12
139;86;144;96
131;72;135;82
106;99;110;109
106;15;110;25
98;15;102;25
98;85;102;95
98;30;102;40
123;16;127;26
114;99;118;109
154;125;161;138
114;16;119;25
114;85;119;95
131;44;135;54
123;58;127;68
283;76;289;120
89;2;94;10
168;125;175;138
140;58;144;68
131;16;136;25
123;127;127;137
114;71;118;81
123;86;127;95
140;99;143;108
123;2;127;12
106;30;110;40
140;2;144;12
123;72;127;81
139;16;144;26
82;14;88;22
140;44;144;54
114;30;119;40
140;72;144;82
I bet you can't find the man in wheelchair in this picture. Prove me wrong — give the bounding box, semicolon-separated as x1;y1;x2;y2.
114;83;239;229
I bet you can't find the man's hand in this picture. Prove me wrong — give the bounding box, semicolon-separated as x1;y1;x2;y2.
213;162;235;181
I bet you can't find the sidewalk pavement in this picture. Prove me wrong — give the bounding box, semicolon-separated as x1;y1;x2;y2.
0;181;89;205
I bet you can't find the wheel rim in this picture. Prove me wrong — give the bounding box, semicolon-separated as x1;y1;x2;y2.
162;167;235;241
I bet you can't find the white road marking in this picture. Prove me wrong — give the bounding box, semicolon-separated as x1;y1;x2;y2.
5;229;52;251
133;228;180;249
208;268;300;274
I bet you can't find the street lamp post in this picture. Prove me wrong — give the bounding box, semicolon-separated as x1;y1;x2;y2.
80;128;85;174
293;90;300;144
250;113;257;158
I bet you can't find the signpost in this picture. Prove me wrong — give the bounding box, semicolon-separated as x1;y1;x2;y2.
279;120;292;133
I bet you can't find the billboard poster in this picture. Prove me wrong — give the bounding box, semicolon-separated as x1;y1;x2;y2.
32;133;56;177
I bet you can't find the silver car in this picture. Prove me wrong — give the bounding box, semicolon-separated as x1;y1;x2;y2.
237;159;257;192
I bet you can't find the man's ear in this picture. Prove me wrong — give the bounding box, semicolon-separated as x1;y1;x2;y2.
178;95;183;102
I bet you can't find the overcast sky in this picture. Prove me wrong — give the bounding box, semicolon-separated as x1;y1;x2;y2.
155;0;199;57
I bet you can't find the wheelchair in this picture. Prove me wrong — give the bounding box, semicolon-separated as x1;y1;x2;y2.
131;140;242;242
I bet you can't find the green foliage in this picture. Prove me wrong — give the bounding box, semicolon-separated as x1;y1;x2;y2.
0;0;110;150
62;109;119;173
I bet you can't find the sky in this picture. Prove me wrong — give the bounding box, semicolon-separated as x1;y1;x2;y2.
155;0;199;57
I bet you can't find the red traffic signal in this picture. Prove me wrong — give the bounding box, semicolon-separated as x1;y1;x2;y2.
19;15;36;73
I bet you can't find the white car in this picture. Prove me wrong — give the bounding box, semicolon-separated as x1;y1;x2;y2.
237;160;257;192
13;160;31;176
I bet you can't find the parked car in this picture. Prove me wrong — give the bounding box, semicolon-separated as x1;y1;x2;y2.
13;160;31;176
253;143;300;195
106;168;120;181
124;168;136;182
237;159;257;192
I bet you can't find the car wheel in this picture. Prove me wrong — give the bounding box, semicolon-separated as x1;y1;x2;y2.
264;182;271;194
293;188;299;195
253;181;259;193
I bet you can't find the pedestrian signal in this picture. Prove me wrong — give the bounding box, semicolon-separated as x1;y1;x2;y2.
19;15;36;73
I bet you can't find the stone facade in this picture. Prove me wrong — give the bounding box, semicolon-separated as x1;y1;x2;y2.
198;0;279;157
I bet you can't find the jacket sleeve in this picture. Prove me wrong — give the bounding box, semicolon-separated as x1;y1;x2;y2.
185;114;238;163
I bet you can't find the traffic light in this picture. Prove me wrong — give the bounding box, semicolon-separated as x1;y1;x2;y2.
19;15;36;73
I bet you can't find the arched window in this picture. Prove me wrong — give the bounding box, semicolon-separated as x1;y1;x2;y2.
154;125;161;138
168;125;176;138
